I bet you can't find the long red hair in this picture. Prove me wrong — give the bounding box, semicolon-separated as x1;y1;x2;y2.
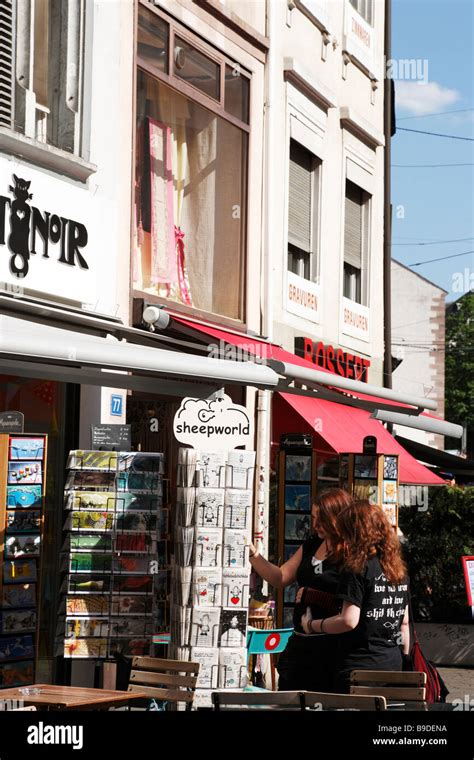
333;500;407;583
312;488;354;554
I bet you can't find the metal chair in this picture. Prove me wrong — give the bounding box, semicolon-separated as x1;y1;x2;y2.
350;670;427;702
127;656;200;711
303;690;387;711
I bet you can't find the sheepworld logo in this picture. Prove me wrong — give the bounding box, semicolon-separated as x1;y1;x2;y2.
173;394;253;450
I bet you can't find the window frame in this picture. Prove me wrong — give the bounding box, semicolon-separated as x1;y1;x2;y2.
343;179;371;307
133;0;251;326
287;137;321;285
349;0;374;27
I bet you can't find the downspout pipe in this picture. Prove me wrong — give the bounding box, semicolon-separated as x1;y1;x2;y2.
383;0;393;394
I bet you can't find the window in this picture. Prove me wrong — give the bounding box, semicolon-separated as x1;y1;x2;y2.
349;0;374;25
134;5;250;321
343;180;370;305
0;0;85;155
287;139;320;282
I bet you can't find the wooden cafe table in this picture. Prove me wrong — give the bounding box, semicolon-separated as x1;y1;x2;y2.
0;684;148;711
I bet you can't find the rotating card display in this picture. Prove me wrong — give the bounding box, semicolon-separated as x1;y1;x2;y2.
170;447;254;703
340;453;400;528
0;433;47;688
57;449;167;659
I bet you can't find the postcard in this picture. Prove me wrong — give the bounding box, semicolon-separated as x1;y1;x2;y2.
195;488;224;528
108;638;151;657
192;567;222;607
195;526;223;568
224;490;252;530
9;437;45;461
3;560;37;583
225;450;256;489
284;581;298;603
354;480;379;504
382;504;398;527
196;450;226;488
109;617;153;638
116;472;162;493
222;568;250;609
170;605;191;646
67;450;118;470
117;452;165;473
66;511;114;532
171;565;191;606
8;462;42;485
7;485;42;509
65;618;109;638
6;510;41;533
112;556;151;575
1;609;36;633
383;456;398;480
176;487;196;527
284;484;311;512
115;512;157;533
0;635;34;660
66;596;110;616
64;491;117;511
115;492;162;512
191;647;219;689
220;609;247;648
2;584;36;609
177;448;198;488
70;553;112;574
115;533;155;553
285;455;311;482
0;660;34;687
285;513;311;541
68;534;113;552
189;608;220;648
112;576;153;594
110;596;153;615
282;607;294;629
383;480;398;504
223;528;250;568
65;470;116;490
5;534;41;559
63;639;108;658
354;455;378;479
219;648;248;689
155;570;168;602
66;575;109;594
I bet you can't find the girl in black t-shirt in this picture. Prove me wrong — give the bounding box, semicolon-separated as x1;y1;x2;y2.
300;501;410;693
249;488;353;692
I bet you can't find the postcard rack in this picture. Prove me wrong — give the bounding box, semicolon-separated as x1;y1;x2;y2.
56;449;168;662
169;447;255;709
0;433;48;689
340;452;400;529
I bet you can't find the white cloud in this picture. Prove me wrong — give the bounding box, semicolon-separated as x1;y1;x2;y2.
395;81;461;116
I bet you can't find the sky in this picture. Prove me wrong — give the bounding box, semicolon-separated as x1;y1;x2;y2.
391;0;474;302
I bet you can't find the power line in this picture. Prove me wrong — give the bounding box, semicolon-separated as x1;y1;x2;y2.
393;237;474;246
409;249;474;266
392;162;474;167
398;108;474;121
397;127;474;141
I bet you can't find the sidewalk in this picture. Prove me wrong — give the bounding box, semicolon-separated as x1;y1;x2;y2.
437;667;473;703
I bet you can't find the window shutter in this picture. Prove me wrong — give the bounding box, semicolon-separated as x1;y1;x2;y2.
288;140;312;252
344;181;363;269
0;0;14;129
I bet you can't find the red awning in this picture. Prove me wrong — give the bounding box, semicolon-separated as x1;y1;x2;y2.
274;394;445;485
172;316;446;485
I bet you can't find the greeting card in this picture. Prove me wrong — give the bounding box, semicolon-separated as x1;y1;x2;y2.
222;568;250;609
195;488;224;527
219;648;248;688
189;608;220;648
192;568;222;607
220;609;247;648
195;526;223;568
224;490;252;530
223;528;250;568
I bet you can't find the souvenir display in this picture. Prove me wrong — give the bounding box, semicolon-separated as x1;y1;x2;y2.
58;449;165;659
340;453;400;529
171;446;253;702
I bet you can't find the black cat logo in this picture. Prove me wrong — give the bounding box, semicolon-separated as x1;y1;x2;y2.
8;174;32;277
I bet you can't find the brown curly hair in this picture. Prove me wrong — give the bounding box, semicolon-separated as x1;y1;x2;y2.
312;488;354;554
333;500;407;583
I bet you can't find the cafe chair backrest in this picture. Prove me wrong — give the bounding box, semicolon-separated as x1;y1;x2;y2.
212;690;305;710
128;656;200;711
350;670;427;702
303;691;387;711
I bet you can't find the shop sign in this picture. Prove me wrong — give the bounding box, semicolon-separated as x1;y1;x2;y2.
295;336;370;382
173;393;253;450
343;1;378;78
91;424;132;451
0;175;89;279
341;297;370;342
0;411;24;433
285;271;321;324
